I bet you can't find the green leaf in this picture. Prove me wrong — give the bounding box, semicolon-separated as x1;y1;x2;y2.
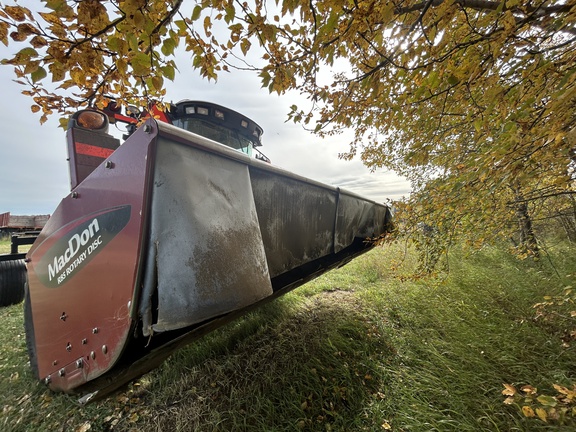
175;19;187;32
224;6;235;24
161;38;176;56
31;66;47;83
161;65;175;81
191;5;202;21
473;118;482;133
131;52;150;76
447;74;459;86
536;395;557;407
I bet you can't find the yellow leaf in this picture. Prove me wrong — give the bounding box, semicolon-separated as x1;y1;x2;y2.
522;406;535;418
4;5;28;21
535;408;547;422
151;75;163;92
553;384;570;395
521;385;537;395
0;21;8;45
76;422;91;432
502;383;517;396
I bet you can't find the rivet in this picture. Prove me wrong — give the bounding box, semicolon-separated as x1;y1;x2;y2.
58;368;65;377
143;124;152;133
52;360;58;366
90;351;96;360
44;376;51;385
92;327;99;334
71;191;79;199
81;338;87;345
66;342;72;352
105;160;114;169
60;312;67;321
76;359;83;368
102;345;108;355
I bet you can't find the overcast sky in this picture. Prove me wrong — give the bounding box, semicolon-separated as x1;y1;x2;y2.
0;28;410;216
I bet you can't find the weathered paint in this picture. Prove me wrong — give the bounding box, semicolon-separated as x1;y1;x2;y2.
25;118;393;397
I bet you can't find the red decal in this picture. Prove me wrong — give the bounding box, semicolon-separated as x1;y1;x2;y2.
75;142;115;159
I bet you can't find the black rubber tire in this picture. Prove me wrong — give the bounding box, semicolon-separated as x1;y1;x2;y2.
0;259;27;307
24;283;39;380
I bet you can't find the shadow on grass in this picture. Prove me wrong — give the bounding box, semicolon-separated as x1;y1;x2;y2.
136;290;397;431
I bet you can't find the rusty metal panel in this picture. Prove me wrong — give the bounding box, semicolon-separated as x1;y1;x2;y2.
249;168;338;278
140;136;273;336
0;212;9;227
0;213;49;229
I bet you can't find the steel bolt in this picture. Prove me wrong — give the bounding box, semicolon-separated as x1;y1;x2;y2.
76;359;83;368
58;368;65;377
82;338;87;345
105;161;114;169
66;342;72;352
90;351;96;360
143;124;152;133
44;376;51;385
71;191;79;199
102;345;108;355
92;327;99;334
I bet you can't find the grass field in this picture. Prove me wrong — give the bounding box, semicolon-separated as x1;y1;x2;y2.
1;238;575;431
0;238;11;254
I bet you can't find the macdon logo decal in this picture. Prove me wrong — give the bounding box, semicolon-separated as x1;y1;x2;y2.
36;205;131;288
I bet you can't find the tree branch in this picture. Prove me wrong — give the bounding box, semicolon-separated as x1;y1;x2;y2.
395;0;573;17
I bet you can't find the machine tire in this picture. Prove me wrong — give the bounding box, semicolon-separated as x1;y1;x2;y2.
0;259;27;307
24;283;39;380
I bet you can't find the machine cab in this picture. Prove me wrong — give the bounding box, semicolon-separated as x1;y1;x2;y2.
170;101;266;161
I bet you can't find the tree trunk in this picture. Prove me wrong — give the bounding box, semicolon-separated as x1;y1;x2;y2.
513;188;540;258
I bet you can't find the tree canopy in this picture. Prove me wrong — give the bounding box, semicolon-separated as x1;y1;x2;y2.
1;0;575;263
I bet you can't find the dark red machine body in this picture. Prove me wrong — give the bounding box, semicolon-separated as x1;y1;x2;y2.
24;102;393;401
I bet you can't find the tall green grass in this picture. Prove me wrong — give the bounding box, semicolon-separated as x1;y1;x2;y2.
1;240;575;431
